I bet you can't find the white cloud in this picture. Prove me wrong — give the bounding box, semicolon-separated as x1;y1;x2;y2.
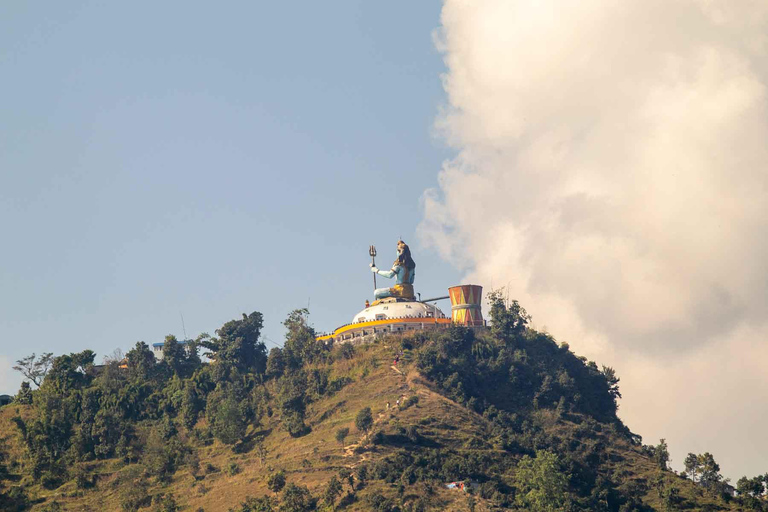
423;0;768;479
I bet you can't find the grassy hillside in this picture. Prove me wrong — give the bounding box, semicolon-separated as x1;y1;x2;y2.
0;301;750;511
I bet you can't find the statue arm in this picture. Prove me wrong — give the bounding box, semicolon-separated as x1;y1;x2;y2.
370;263;398;279
376;268;397;279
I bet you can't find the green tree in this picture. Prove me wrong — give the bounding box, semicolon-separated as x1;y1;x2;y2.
12;380;80;484
335;427;349;450
282;411;309;439
44;350;95;393
267;471;286;494
684;453;699;483
323;475;342;508
92;406;125;458
282;309;319;369
118;468;150;511
180;382;202;430
737;474;766;510
338;468;353;489
154;493;180;512
185;338;202;372
0;485;30;511
355;407;373;434
206;386;247;446
0;440;29;510
15;381;32;405
266;348;286;379
355;465;367;489
141;428;187;482
513;450;571;512
653;439;670;470
487;290;530;342
200;312;268;374
163;335;188;377
601;365;621;406
233;496;276;512
697;452;722;490
277;373;309;437
662;485;682;511
279;483;315;512
13;352;54;387
125;342;156;381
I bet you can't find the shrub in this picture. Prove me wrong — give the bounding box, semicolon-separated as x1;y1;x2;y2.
514;450;571;511
280;483;315;512
226;462;241;476
142;430;190;482
74;465;95;490
119;478;150;511
327;377;352;395
41;469;66;490
400;395;419;411
322;475;343;507
267;470;286;494
339;468;353;488
351;467;366;491
371;430;385;445
283;411;310;438
365;492;396;512
0;486;30;511
230;496;276;512
338;343;355;360
206;390;247;446
153;493;180;512
355;407;373;434
335;427;349;448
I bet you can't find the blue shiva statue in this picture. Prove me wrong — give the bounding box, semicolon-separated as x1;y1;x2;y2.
370;240;416;300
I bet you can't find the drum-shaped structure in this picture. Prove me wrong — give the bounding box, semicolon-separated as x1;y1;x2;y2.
448;285;484;326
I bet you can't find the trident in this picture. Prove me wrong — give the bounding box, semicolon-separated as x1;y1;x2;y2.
369;244;377;290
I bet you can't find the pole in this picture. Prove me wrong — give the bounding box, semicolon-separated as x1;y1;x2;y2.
369;245;377;291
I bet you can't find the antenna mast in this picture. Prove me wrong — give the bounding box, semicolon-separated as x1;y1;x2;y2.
180;312;188;341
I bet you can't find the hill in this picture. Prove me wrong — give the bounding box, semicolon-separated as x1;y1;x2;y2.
0;297;756;511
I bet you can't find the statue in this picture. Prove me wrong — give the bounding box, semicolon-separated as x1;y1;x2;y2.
370;240;416;300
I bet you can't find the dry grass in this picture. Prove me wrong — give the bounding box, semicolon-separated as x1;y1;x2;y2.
0;340;740;511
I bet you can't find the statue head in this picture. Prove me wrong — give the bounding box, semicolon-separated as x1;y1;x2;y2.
394;240;416;270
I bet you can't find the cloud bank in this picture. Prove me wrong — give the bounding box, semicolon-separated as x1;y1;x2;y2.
422;0;768;478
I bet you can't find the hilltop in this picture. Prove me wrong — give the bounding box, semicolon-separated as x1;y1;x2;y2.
0;296;755;511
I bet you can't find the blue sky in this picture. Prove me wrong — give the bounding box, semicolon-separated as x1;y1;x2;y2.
4;0;768;481
0;1;460;391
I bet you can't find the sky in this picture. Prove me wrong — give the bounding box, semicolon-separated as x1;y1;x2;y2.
2;0;766;482
0;0;458;376
422;0;768;481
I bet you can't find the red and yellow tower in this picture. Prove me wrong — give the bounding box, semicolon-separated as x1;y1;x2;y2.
448;285;484;326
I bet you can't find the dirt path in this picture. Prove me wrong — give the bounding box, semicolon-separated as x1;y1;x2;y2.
342;409;392;466
341;368;432;467
342;379;404;466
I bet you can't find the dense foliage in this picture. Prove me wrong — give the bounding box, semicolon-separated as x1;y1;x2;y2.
415;291;621;423
2;294;755;511
6;310;342;501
